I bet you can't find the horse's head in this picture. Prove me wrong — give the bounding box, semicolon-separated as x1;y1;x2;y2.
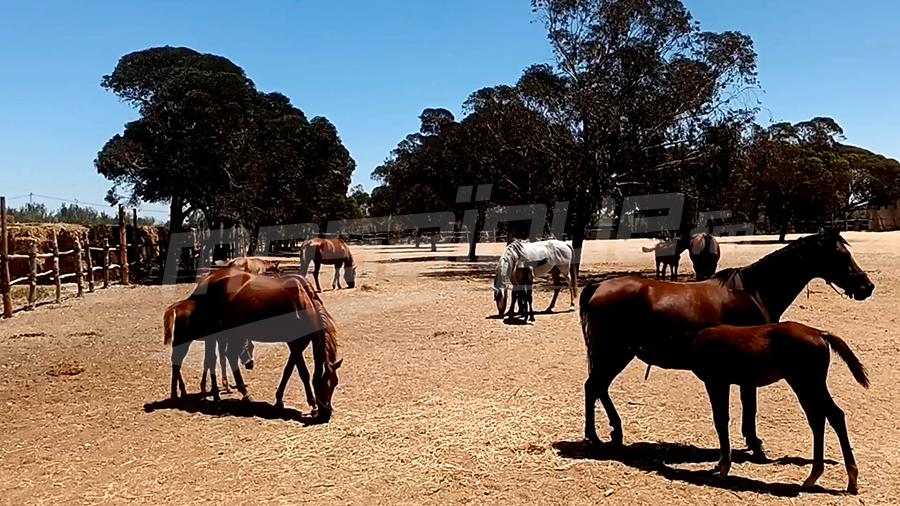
810;230;874;300
344;265;357;288
313;359;343;420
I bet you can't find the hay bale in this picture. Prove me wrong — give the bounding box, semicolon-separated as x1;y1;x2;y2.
5;223;89;284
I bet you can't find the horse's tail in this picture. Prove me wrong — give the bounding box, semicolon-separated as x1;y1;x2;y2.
163;303;178;346
579;283;600;371
821;332;870;388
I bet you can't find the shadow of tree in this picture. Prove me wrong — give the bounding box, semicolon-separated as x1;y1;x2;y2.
143;393;324;425
553;440;844;498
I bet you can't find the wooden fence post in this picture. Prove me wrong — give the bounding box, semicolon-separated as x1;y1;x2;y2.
103;238;110;289
119;204;129;285
85;237;95;292
51;230;61;303
27;243;37;310
1;196;12;318
74;237;84;297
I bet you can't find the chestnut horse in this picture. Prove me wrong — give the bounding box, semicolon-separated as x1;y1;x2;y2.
580;230;874;458
684;322;868;493
300;237;357;291
225;256;281;275
164;268;342;418
163;297;253;400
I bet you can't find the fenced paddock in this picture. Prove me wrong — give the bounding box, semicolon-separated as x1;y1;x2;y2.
0;198;138;317
1;232;899;504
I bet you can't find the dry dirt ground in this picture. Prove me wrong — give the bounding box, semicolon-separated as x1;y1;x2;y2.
1;232;898;505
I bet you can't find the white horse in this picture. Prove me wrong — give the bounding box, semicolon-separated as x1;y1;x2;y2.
493;239;577;317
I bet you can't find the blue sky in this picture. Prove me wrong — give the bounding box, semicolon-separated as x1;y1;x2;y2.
1;0;897;217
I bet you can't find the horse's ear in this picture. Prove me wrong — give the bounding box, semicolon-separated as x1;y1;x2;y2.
332;358;343;370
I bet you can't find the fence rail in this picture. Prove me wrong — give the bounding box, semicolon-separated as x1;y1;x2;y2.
0;199;133;318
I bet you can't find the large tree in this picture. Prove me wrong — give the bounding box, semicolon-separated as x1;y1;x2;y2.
521;0;759;261
96;46;355;238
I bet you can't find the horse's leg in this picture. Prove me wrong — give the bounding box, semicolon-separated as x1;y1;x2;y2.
294;349;317;414
823;391;858;494
170;341;190;399
705;381;732;477
225;336;250;401
202;337;220;402
274;347;298;410
333;262;341;290
313;261;322;292
217;335;231;393
546;268;561;312
740;386;767;461
794;382;826;491
585;346;634;446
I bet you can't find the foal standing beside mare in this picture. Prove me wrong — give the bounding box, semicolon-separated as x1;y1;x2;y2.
493;240;577;317
689;322;869;494
300;237;357;292
580;231;874;457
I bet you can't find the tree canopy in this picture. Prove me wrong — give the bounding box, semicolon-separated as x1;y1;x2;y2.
96;46;356;233
370;0;900;249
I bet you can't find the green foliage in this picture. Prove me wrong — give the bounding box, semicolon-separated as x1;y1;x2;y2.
9;203;158;226
96;46;355;231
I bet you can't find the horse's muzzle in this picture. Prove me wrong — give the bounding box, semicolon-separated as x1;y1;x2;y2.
852;281;875;300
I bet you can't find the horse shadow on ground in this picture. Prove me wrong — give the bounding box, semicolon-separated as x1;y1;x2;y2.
143;393;324;426
553;440;844;497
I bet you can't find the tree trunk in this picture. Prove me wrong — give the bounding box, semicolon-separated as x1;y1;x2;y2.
169;195;185;233
571;192;588;274
467;208;485;262
778;220;789;242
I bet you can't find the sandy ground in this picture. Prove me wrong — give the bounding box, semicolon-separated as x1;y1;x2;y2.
1;232;898;505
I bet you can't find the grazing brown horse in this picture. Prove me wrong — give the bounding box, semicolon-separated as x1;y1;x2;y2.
195;268;343;418
581;230;874;458
688;322;868;494
688;232;720;280
300;237;357;291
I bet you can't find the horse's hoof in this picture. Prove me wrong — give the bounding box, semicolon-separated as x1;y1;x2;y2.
847;483;859;495
309;408;319;419
610;430;624;448
274;400;284;410
241;394;253;402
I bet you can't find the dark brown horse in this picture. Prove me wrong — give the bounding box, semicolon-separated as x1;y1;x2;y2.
642;238;684;281
165;268;342;418
580;230;874;458
688;322;868;494
163;298;253;400
688;232;720;280
300;237;357;291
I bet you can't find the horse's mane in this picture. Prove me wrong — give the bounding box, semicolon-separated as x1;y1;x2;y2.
291;275;339;366
714;231;846;291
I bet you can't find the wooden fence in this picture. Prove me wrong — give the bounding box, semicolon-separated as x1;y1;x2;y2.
0;199;133;318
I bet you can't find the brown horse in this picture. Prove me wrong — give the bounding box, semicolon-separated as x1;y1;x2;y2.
195;268;342;419
300;237;357;291
580;230;874;458
163;298;253;400
688;232;720;280
642;239;684;281
225;256;281;275
688;322;868;494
